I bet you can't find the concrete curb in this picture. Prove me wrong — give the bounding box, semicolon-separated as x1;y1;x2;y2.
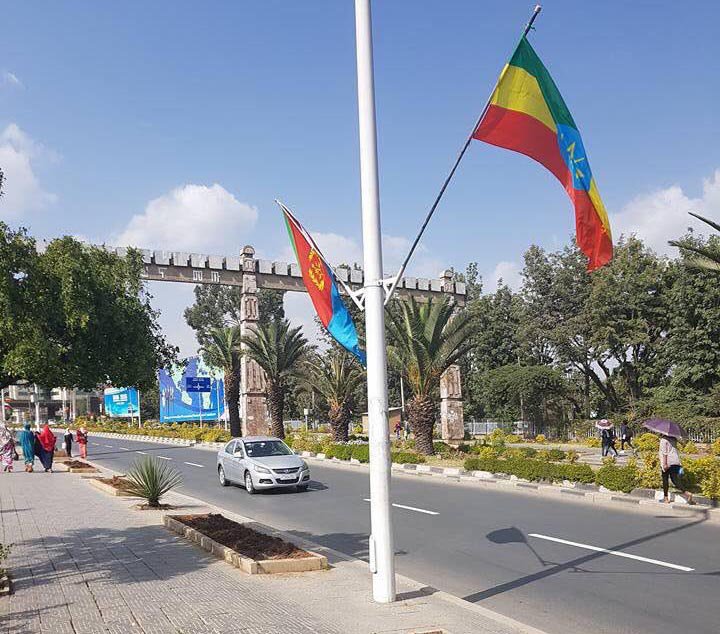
87;477;133;497
73;430;720;523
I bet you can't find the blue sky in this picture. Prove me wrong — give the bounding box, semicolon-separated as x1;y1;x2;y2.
2;1;719;355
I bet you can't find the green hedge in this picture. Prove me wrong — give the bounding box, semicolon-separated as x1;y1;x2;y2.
391;451;425;464
595;464;638;493
463;457;595;484
317;443;424;465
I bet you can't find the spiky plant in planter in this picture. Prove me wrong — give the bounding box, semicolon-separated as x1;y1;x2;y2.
124;457;183;507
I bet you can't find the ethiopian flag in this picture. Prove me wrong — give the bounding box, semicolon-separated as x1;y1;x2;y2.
474;36;612;270
278;202;366;365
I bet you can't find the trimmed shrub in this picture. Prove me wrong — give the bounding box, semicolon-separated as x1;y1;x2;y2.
463;456;594;484
566;450;580;464
585;437;601;448
535;434;547;444
547;448;566;461
520;447;537;458
637;451;662;489
505;434;522;444
634;433;660;453
391;451;425;464
595;464;638;493
536;450;552;462
602;455;617;466
711;439;720;457
351;445;370;463
477;446;501;460
680;440;698;455
489;429;506;448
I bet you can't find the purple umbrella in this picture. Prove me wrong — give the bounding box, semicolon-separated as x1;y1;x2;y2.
595;419;613;430
642;418;686;439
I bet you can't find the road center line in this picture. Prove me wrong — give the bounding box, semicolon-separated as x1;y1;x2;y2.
157;456;172;461
184;462;204;468
136;451;148;455
119;447;130;451
363;499;439;516
103;444;114;448
528;533;694;572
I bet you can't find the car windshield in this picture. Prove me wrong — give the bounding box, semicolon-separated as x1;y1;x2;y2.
244;441;292;458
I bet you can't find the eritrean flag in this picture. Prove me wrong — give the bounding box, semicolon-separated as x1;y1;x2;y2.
474;36;612;270
278;202;366;365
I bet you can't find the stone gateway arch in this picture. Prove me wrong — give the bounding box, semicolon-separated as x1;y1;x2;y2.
121;244;467;441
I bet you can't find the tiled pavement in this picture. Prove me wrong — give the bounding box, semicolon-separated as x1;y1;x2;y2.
0;469;539;634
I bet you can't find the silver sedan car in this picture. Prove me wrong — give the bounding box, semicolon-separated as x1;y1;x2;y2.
216;436;310;494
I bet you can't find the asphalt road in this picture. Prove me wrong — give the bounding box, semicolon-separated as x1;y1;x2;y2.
61;434;720;634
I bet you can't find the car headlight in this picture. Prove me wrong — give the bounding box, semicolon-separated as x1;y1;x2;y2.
253;464;271;474
301;460;309;471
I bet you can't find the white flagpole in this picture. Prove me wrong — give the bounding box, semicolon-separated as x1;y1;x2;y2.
354;0;395;603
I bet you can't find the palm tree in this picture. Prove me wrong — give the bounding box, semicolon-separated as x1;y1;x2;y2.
305;351;365;442
200;326;242;437
669;212;720;272
386;297;476;455
242;319;309;438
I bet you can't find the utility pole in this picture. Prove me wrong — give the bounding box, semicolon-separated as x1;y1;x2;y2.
354;0;395;604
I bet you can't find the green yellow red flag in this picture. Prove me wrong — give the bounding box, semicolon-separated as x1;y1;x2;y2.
474;36;612;270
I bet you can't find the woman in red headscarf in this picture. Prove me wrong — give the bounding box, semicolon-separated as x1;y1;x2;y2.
37;424;56;472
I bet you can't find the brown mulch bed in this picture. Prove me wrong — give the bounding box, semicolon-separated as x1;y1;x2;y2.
174;513;311;560
65;460;93;469
98;476;130;491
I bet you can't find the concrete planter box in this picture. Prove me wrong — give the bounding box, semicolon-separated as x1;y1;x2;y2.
87;477;133;497
164;516;328;575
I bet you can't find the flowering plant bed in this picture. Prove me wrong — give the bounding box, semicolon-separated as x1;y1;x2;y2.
165;514;328;574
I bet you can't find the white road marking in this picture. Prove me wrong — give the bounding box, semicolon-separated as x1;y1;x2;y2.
136;451;148;455
363;499;439;516
120;447;130;451
184;462;204;468
528;533;694;572
103;444;113;448
157;456;172;461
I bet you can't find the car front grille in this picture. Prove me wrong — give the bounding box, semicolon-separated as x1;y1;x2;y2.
273;467;300;474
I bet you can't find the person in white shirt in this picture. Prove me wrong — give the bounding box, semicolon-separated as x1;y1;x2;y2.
659;435;695;505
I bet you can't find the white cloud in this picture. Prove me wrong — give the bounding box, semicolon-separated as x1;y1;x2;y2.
117;183;258;251
485;260;522;291
610;169;720;257
1;71;22;88
279;229;443;279
0;124;57;219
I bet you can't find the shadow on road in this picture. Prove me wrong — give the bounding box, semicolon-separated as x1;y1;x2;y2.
464;514;712;603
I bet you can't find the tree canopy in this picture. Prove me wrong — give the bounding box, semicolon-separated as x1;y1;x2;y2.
0;224;176;390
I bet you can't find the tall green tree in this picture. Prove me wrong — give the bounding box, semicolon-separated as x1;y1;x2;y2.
0;224;175;390
185;285;285;349
386;297;476;455
305;351;364;442
201;326;243;437
241;319;309;438
669;212;720;272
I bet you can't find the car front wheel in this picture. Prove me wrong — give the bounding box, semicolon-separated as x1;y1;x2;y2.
244;471;256;494
218;465;229;487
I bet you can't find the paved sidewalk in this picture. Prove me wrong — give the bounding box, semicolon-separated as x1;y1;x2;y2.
0;469;542;634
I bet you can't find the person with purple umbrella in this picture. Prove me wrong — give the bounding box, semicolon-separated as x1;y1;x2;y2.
643;419;696;505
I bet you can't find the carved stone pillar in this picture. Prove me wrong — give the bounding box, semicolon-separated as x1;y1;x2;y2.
440;364;464;442
239;245;269;436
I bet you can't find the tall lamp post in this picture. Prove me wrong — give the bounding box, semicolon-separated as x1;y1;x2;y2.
354;0;395;604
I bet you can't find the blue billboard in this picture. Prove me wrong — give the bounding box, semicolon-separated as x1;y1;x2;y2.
158;356;225;423
104;387;140;418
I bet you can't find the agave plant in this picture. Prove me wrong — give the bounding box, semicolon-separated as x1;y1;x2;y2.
124;456;183;507
669;212;720;272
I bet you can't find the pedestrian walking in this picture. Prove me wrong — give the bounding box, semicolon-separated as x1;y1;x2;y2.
619;422;634;452
76;426;88;459
63;427;73;457
0;422;15;472
601;427;618;457
394;420;402;441
37;424;56;472
18;422;36;472
659;434;695;505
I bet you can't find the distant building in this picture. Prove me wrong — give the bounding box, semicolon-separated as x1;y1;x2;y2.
0;384;103;424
